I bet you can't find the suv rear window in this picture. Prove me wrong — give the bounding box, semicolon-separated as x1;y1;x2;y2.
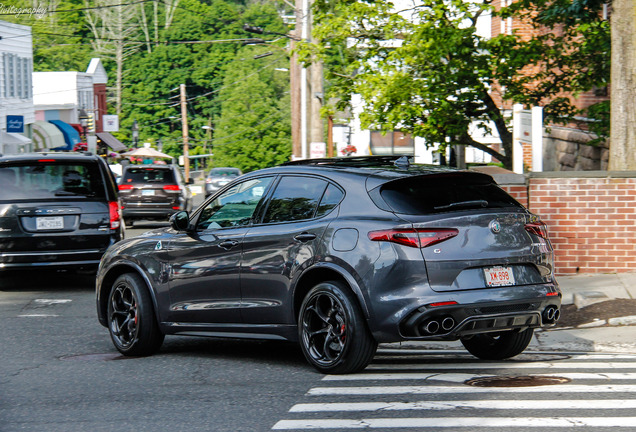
209;169;240;177
0;162;106;200
379;173;523;215
122;167;175;184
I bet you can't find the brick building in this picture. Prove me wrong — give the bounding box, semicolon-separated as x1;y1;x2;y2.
491;0;611;172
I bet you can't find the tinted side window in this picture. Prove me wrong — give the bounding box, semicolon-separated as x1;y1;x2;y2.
197;177;273;230
315;184;344;218
262;176;328;223
380;173;523;215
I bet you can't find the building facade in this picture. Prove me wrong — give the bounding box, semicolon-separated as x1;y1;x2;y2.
0;20;34;154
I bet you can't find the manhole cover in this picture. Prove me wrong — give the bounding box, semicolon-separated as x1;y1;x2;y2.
465;375;571;387
60;353;128;362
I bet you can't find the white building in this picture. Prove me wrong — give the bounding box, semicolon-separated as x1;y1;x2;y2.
32;58;123;152
0;20;35;154
33;71;95;124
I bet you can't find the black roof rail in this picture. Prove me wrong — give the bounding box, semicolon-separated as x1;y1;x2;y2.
282;155;414;167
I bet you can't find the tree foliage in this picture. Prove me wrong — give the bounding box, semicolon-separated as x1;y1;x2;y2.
307;0;610;169
6;0;292;168
212;45;291;172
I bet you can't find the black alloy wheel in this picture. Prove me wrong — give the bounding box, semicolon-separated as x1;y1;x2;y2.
298;281;377;374
107;273;164;356
461;328;534;360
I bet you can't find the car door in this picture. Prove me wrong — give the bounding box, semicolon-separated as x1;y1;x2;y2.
240;176;344;325
166;176;274;324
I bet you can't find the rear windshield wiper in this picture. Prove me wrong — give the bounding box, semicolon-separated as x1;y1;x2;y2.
434;200;489;211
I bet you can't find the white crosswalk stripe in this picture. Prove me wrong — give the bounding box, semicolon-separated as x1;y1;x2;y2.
273;349;636;430
273;417;636;429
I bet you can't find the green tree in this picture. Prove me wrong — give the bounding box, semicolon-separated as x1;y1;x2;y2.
118;0;291;161
307;0;610;169
4;0;94;71
212;44;291;172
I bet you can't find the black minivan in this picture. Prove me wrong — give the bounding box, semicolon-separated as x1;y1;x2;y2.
0;152;124;273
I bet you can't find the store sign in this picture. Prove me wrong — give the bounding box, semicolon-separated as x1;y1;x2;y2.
6;115;24;133
103;115;119;132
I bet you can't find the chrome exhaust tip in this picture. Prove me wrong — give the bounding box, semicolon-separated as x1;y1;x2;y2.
441;316;455;331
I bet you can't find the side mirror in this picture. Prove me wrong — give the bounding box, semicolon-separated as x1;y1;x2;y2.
170;211;190;231
187;177;194;185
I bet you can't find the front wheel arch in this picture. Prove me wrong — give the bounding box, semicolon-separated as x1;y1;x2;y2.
106;272;164;356
98;262;160;327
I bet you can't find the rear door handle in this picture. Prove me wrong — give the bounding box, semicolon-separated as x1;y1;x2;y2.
219;240;240;250
294;233;316;242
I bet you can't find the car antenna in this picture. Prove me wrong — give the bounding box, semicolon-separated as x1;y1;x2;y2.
393;156;410;169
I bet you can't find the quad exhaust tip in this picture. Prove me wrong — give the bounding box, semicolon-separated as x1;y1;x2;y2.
421;316;456;335
543;306;560;323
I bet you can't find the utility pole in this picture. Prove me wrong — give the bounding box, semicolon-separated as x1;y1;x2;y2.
300;0;309;159
180;83;190;179
291;0;302;160
609;0;636;170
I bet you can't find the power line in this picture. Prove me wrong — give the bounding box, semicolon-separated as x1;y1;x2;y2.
0;0;150;16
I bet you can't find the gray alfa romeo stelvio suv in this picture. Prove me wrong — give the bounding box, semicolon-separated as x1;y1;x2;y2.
96;156;561;374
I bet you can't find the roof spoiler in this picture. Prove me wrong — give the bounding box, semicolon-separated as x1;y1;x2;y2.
282;155;414;167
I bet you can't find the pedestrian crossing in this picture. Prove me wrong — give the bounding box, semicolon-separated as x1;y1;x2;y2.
273;349;636;430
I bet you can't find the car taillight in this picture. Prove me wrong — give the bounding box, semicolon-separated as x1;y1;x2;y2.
118;184;133;191
109;201;121;230
525;221;548;239
163;184;180;191
368;228;459;248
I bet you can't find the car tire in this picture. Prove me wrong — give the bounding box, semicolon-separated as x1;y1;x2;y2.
460;328;534;360
298;281;377;374
107;272;164;356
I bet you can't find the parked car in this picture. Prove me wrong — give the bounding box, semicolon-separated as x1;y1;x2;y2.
118;164;193;226
0;151;124;274
96;156;561;374
204;167;242;197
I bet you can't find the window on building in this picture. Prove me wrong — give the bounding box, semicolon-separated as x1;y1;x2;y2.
370;131;415;156
3;54;32;99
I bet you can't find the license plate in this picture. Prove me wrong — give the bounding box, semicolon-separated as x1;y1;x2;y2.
36;216;64;230
484;266;515;287
142;190;155;196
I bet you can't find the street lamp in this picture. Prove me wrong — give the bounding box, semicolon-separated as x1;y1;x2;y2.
78;109;88;142
131;120;139;148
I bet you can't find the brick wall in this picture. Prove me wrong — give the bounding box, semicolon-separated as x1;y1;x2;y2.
493;170;636;276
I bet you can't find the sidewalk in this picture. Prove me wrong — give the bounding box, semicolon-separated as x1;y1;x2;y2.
558;272;636;307
532;272;636;353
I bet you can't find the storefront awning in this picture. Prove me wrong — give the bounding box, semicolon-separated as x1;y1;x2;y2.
49;120;80;151
1;131;32;154
31;121;66;150
96;132;127;152
2;131;32;145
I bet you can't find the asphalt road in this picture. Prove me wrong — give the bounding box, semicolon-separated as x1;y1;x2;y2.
0;270;322;432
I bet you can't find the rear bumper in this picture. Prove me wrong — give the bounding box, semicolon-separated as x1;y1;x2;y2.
0;249;105;270
122;207;177;220
399;295;561;340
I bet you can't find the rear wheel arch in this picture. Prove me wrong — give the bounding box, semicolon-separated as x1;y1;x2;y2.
293;264;370;323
